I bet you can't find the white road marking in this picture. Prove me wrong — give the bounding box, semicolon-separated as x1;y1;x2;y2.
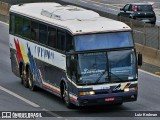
79;0;88;4
133;30;144;34
0;85;40;108
108;8;118;11
85;0;121;8
0;20;8;26
0;86;63;117
42;108;63;118
93;4;101;7
139;69;160;78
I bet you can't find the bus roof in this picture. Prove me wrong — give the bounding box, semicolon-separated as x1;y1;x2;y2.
10;2;131;35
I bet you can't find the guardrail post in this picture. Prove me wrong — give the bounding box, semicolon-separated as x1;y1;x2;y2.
158;26;160;50
144;23;146;46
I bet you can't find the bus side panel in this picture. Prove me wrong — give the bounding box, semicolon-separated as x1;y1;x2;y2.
69;81;79;106
10;48;20;77
43;62;65;85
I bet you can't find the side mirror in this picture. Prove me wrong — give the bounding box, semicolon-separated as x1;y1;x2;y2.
120;8;124;11
138;53;142;66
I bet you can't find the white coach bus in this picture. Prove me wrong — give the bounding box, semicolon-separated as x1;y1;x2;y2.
9;2;142;108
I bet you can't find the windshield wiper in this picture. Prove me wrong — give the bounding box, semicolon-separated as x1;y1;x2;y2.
109;71;125;82
95;69;108;83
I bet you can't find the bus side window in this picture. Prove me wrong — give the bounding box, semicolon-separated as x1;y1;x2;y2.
66;33;73;52
23;18;31;39
15;15;23;36
31;21;39;42
48;27;57;48
57;30;66;51
39;24;48;45
9;14;15;34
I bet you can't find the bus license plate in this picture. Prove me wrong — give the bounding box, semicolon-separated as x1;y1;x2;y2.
105;97;115;102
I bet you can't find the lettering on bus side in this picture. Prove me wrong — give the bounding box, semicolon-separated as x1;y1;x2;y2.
35;46;54;60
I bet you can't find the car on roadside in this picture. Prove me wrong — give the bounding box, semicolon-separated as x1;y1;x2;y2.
118;3;156;25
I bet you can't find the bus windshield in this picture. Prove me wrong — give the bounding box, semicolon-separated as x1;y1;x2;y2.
77;49;137;85
74;32;134;51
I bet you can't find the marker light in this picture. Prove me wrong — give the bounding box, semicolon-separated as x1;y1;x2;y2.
124;86;138;92
130;86;138;91
79;91;95;96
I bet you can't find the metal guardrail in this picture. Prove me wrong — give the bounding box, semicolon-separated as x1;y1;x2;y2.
1;0;160;50
0;14;9;23
118;16;160;50
0;0;66;5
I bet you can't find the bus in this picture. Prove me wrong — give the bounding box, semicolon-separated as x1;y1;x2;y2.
9;2;142;108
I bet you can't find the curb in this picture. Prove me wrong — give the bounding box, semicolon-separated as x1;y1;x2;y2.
136;43;160;68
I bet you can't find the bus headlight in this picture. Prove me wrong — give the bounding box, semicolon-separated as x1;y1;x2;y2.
124;88;130;92
79;91;95;96
124;86;138;92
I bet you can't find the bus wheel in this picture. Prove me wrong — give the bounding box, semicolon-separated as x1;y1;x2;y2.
27;68;36;91
23;66;29;88
20;64;24;84
62;84;73;109
114;102;123;106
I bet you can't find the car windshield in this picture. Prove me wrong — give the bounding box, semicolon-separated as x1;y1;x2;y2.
77;50;137;85
137;5;153;11
74;32;133;51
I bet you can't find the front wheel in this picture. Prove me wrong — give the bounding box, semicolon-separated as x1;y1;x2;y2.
151;22;156;26
22;66;29;88
27;68;36;91
20;65;24;85
114;102;123;106
62;84;73;109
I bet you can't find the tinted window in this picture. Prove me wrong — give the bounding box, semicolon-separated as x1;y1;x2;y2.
57;30;66;51
31;21;39;41
39;24;47;45
9;14;15;33
108;50;136;81
137;5;152;11
75;32;134;51
23;18;31;39
15;15;23;35
124;4;130;11
48;27;57;48
66;33;73;52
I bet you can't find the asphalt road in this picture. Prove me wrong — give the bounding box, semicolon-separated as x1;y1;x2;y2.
0;21;160;120
62;0;160;26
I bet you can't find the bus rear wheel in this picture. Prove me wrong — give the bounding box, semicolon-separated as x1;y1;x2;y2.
27;68;36;91
20;64;24;84
22;65;29;88
62;84;73;109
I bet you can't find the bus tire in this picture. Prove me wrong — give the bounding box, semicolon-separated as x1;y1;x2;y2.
23;66;29;88
62;83;73;109
27;67;36;91
114;102;123;106
19;63;24;84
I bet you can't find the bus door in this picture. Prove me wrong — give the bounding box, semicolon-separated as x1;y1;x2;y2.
66;54;77;97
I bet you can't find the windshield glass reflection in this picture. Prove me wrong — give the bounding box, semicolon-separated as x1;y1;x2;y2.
75;32;133;51
108;50;137;82
77;52;108;84
77;50;137;85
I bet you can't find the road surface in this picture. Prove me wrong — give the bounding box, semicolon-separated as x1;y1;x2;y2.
62;0;160;26
0;21;160;119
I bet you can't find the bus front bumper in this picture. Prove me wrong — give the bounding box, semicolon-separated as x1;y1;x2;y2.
77;91;137;106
